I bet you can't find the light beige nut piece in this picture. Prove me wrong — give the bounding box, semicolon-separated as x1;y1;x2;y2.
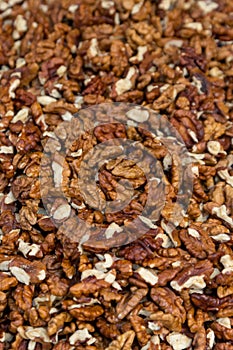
166;332;192;350
69;328;96;345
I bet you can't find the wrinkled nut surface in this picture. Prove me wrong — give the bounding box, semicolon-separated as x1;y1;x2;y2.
1;0;233;349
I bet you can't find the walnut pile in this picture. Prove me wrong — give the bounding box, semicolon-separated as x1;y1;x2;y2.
0;0;233;349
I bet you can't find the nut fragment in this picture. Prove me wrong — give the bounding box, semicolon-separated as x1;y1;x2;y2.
136;267;158;286
115;67;137;96
9;266;30;285
166;332;192;350
69;328;96;345
53;204;71;221
106;331;135;350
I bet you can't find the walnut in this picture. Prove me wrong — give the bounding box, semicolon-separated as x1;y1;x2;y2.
180;47;207;71
214;344;233;350
0;291;7;313
181;290;210;333
129;315;150;346
47;312;71;336
110;41;130;77
211;321;233;341
171;110;204;148
113;260;133;279
153;84;186;111
193;327;207;350
157;267;181;287
179;226;216;259
215;271;233;287
190;293;233;313
166;332;192;350
26;307;47;327
47;275;69;297
105;330;135;350
9;311;24;333
69;327;96;346
150;287;186;332
99;287;123;307
69;305;104;321
13;284;34;311
12;176;33;200
38;305;50;321
97;318;120;339
1;0;233;348
0;212;19;237
43;100;78;115
204;116;227;141
217;285;233;298
116;288;148;320
0;272;17;291
170;260;213;292
70;277;111;298
9;257;46;285
61;258;75;279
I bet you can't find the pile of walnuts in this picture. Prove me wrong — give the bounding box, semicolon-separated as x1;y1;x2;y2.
0;0;233;349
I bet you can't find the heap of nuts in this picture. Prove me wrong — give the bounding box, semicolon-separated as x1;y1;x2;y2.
0;0;233;349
